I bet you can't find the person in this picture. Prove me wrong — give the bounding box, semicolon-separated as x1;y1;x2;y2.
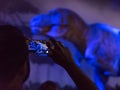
0;25;97;90
39;80;59;90
0;25;29;90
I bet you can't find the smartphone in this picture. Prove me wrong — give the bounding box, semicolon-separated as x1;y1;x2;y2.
26;39;49;56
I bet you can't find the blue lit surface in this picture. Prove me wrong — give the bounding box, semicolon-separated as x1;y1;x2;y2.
88;23;120;90
30;14;50;28
94;68;106;90
90;23;120;35
30;8;69;37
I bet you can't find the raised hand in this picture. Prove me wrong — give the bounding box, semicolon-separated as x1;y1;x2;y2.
46;38;75;67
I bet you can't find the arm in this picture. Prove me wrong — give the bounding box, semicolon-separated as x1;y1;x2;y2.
64;61;98;90
47;38;98;90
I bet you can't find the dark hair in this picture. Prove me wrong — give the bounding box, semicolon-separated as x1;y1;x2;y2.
0;25;29;82
40;81;58;90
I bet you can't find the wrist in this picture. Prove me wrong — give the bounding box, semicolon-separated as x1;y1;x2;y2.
63;61;77;70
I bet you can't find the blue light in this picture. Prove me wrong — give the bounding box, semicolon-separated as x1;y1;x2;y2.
94;70;106;90
90;23;120;35
30;14;50;28
88;23;120;90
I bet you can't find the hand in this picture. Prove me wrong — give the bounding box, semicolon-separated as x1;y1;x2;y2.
46;38;75;67
47;38;98;90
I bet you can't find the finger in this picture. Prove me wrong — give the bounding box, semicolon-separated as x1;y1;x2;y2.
49;37;58;46
47;50;58;60
57;41;64;47
46;41;54;50
46;41;56;58
45;35;58;46
65;47;71;55
46;41;51;48
47;50;53;57
48;38;62;51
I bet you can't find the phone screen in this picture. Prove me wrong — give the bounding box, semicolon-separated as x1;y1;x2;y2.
26;39;49;56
